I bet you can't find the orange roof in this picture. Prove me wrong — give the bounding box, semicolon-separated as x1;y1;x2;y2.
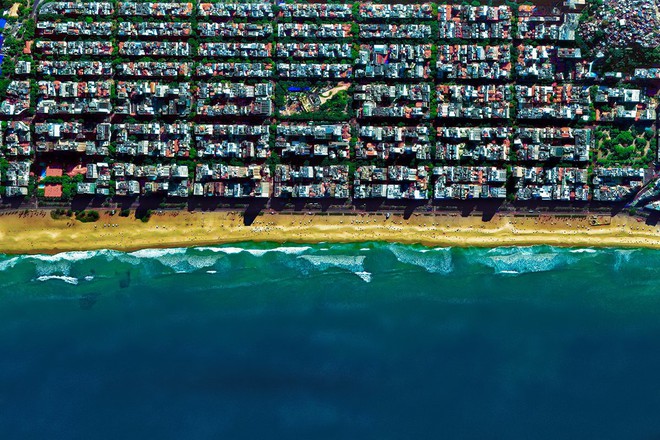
46;166;63;177
44;184;63;198
67;165;87;177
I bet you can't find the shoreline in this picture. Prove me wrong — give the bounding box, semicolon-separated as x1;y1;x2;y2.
0;209;660;255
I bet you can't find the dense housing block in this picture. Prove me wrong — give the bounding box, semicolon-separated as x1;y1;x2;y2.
0;0;654;204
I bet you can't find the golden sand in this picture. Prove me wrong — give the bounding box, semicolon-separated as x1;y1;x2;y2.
0;210;659;255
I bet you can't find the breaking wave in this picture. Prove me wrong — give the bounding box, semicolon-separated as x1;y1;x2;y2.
569;249;597;254
244;246;312;257
613;249;638;272
474;246;608;275
473;246;571;275
485;253;562;275
388;244;454;274
196;245;312;256
126;248;222;273
298;255;370;282
127;248;186;259
0;243;652;287
29;250;115;263
197;246;244;254
0;256;21;271
35;275;79;285
354;271;373;283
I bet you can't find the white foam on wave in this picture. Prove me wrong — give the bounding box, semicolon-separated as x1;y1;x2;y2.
299;254;365;270
1;248;144;275
206;270;217;274
359;248;371;251
197;246;244;254
33;259;72;276
29;250;100;263
0;250;122;279
122;248;220;273
13;246;239;276
27;250;122;275
196;245;311;256
486;246;532;255
298;255;371;282
246;246;312;256
354;271;372;283
112;248;182;266
157;254;217;273
613;249;637;271
476;246;601;275
0;256;21;271
128;248;187;259
483;252;562;275
418;247;451;253
243;249;269;257
184;255;219;270
10;244;315;275
265;245;312;255
388;245;453;274
36;275;79;285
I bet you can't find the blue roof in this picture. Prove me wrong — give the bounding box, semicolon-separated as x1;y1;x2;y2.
0;19;6;29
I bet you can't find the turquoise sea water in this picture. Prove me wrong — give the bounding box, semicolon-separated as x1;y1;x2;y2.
1;243;660;439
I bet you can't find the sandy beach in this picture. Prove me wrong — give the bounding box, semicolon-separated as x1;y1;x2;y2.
0;209;659;254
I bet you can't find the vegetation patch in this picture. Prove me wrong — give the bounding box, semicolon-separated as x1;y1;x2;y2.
594;127;655;166
75;210;100;223
50;209;73;220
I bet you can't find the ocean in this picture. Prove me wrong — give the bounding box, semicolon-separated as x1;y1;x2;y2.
1;243;660;439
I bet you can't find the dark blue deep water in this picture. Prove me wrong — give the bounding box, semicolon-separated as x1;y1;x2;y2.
1;243;660;439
